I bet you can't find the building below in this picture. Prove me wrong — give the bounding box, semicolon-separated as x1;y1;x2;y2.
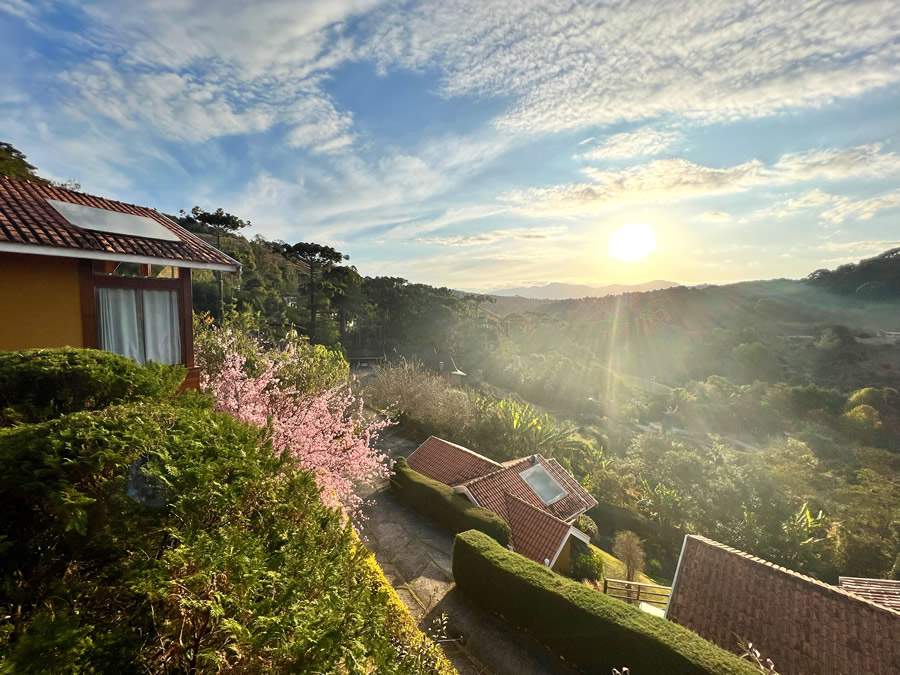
406;436;597;572
666;535;900;674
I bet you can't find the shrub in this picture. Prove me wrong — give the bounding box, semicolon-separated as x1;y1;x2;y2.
452;530;756;674
575;513;599;540
570;540;604;582
0;348;184;424
392;459;510;546
0;403;443;672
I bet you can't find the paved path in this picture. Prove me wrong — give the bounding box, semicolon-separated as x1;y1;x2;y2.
362;430;578;675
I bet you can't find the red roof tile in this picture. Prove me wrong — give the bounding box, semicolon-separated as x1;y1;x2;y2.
504;493;571;565
667;536;900;674
464;455;594;522
0;176;238;270
839;576;900;612
406;436;502;486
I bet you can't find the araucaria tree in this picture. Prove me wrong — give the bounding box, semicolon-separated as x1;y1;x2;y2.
182;206;251;320
275;242;348;342
199;324;390;515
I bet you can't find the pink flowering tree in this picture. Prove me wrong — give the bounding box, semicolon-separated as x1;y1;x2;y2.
198;323;391;517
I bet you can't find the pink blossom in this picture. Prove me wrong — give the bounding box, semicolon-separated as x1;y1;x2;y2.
200;330;391;516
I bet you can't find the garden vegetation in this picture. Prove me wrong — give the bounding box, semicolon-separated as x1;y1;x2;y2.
0;348;452;673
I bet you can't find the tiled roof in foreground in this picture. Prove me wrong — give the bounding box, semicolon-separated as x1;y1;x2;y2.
0;176;239;270
406;436;502;486
839;576;900;612
667;535;900;675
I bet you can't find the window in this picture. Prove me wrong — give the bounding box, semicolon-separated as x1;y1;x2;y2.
520;463;568;505
97;288;182;365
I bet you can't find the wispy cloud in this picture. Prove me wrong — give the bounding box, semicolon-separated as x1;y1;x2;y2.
579;128;681;161
362;1;900;133
417;225;566;246
504;144;900;217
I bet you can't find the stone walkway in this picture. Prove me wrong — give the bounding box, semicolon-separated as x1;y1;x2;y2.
361;430;578;675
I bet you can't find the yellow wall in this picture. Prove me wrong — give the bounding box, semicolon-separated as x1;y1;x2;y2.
552;535;574;575
0;253;83;350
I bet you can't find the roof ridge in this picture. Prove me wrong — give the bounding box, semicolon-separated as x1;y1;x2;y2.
427;436;502;467
461;456;530;487
686;535;900;618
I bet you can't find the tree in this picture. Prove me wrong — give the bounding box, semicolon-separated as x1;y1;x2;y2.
0;142;43;181
181;207;251;320
324;264;365;346
612;530;645;582
274;242;347;343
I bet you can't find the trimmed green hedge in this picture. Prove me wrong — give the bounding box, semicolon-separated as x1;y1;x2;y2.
452;530;757;674
0;348;185;425
392;458;511;546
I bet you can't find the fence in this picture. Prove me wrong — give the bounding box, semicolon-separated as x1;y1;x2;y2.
603;578;672;609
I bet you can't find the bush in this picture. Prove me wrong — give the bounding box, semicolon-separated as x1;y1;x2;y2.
0;403;443;672
392;458;510;546
570;540;604;581
452;530;757;674
575;514;599;540
0;348;185;424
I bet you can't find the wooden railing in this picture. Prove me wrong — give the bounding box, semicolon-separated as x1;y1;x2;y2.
603;578;672;609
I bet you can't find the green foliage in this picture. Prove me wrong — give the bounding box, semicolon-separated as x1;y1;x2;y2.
575;514;599;540
0;142;44;181
194;310;348;395
570;539;604;582
0;348;184;425
392;458;510;546
367;361;579;462
452;530;757;674
0;349;448;673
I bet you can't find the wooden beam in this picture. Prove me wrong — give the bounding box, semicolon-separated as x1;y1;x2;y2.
78;260;98;348
179;267;194;369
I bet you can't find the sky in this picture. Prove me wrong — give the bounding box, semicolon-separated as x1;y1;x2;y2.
2;0;900;291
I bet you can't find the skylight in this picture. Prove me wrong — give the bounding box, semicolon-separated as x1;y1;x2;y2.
47;199;181;242
520;463;567;505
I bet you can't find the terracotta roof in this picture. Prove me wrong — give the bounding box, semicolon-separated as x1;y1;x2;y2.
464;455;594;522
667;535;900;675
0;176;239;270
406;436;502;486
839;577;900;612
504;493;571;565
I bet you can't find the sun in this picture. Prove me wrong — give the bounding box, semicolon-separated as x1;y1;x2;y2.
608;223;657;262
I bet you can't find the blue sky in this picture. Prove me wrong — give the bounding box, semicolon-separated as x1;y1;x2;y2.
2;0;900;290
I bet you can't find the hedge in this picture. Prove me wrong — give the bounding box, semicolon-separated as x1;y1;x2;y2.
452;530;757;674
0;348;185;425
392;458;511;546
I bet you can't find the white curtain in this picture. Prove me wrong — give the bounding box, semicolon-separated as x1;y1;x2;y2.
98;288;144;363
143;290;181;365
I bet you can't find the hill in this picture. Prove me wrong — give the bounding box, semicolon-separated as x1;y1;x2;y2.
490;280;680;300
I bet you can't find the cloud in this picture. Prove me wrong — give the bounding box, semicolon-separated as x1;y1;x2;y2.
579;129;681;161
697;211;732;223
752;186;900;224
504;144;900;217
417;225;566;246
361;1;900;134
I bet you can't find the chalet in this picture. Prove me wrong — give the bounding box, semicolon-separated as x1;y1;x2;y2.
0;176;239;387
406;436;598;572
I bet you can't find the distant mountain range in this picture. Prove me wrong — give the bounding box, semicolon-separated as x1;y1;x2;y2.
489;280;680;300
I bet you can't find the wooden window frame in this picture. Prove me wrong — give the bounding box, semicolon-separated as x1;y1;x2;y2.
79;261;195;372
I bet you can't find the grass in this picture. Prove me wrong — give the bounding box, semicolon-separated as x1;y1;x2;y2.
592;543;658;585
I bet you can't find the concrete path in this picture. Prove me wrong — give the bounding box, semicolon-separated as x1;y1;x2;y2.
361;429;578;675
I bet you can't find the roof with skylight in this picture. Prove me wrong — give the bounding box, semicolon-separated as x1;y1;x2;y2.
519;463;568;505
